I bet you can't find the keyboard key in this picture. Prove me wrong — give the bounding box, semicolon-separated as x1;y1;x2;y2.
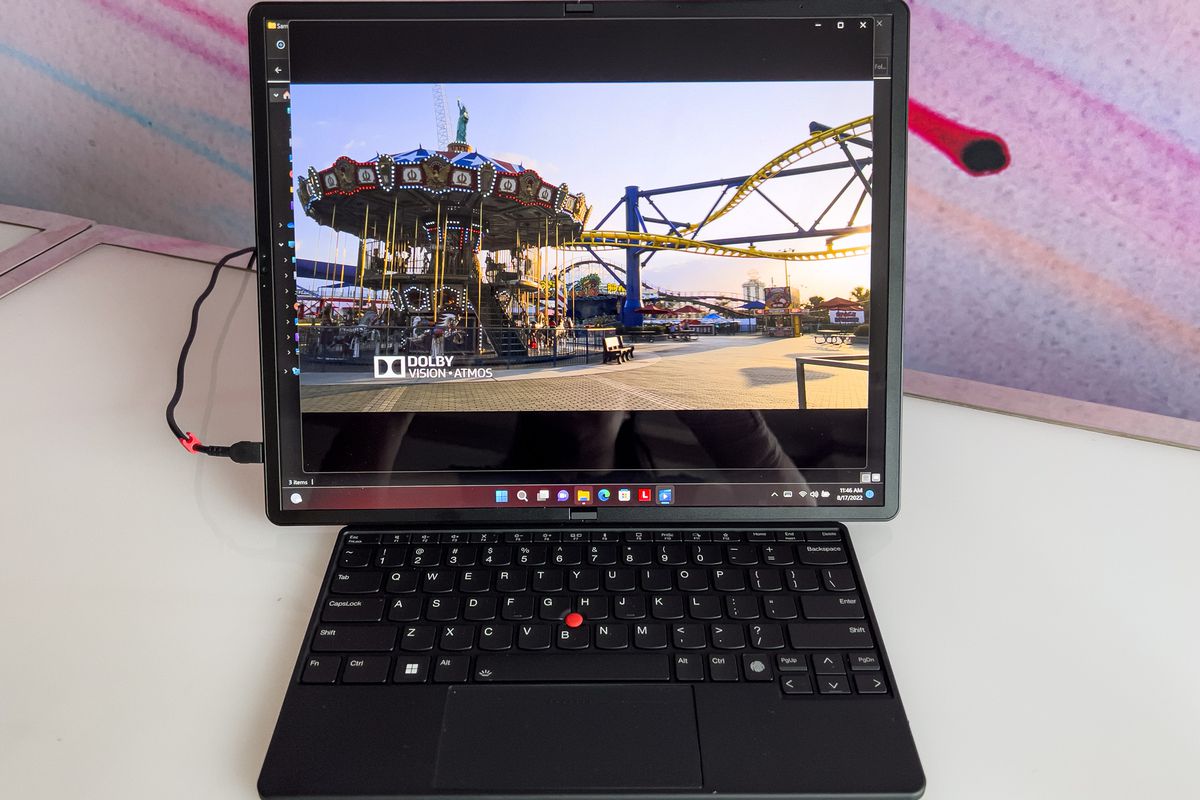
422;569;454;593
345;533;380;545
300;655;340;684
676;568;709;592
742;654;773;681
575;595;608;620
551;545;581;566
650;595;684;620
822;568;857;591
557;625;590;649
517;624;551;650
386;570;418;593
817;675;850;694
531;569;564;592
312;625;396;652
596;623;629;650
463;596;497;621
515;545;546;566
708;653;739;681
849;652;882;671
683;531;711;543
387;597;421;622
479;545;511;566
472;532;499;543
748;623;785;650
459;570;490;593
640;568;672;592
495;569;528;592
776;654;807;672
806;529;843;543
657;545;687;565
761;544;794;565
726;595;759;620
712;569;746;592
339;547;373;568
444;546;476;566
539;595;571;621
763;596;798;620
747;531;774;543
614;595;646;619
605;569;636;592
568;568;600;592
634;623;668;649
394;656;429;683
330;571;383;594
400;625;435;651
342;655;391;684
408;546;442;567
501;596;534;621
780;674;813;694
788;623;874;650
785;568;820;592
750;568;783;592
854;673;889;694
798;544;848;566
691;545;723;565
711;624;746;650
373;546;407;567
440;625;474;651
674;653;705;681
813;653;846;674
625;531;653;542
426;597;460;622
433;655;471;683
672;623;706;650
654;531;680;542
727;545;759;565
479;624;513;650
587;545;617;565
801;594;865;620
621;545;653;566
688;595;722;620
473;654;669;682
322;598;384;623
713;531;744;543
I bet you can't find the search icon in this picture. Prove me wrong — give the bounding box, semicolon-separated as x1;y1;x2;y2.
516;490;528;501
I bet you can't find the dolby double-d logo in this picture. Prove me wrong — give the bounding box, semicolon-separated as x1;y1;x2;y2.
374;355;457;379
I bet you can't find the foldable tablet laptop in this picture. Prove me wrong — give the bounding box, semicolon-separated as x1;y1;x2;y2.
249;2;922;797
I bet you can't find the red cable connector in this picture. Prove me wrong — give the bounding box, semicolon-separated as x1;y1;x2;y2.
179;432;203;454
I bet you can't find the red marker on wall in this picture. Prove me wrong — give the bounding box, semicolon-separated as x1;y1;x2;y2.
909;99;1011;176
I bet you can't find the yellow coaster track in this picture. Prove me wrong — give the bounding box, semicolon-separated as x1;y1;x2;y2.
677;115;873;234
563;230;868;262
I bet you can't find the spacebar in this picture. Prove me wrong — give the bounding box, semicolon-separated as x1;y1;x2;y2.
473;654;670;682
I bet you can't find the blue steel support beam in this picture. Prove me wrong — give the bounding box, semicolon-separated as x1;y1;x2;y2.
621;185;643;327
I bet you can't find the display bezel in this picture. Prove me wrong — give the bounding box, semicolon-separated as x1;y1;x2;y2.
248;0;910;525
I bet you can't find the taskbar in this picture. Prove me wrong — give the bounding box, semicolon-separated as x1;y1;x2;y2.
280;481;884;511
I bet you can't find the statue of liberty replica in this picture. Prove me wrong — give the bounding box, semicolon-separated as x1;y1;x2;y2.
448;99;472;154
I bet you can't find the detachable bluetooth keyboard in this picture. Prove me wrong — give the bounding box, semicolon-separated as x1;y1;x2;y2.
297;527;891;697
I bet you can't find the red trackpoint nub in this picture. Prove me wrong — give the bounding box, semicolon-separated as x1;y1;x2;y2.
565;612;583;628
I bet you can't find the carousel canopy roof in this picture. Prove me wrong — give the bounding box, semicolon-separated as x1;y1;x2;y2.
297;145;591;253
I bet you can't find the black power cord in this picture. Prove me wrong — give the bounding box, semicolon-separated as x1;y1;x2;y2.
165;246;264;464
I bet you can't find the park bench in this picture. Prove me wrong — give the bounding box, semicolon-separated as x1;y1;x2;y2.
602;336;634;363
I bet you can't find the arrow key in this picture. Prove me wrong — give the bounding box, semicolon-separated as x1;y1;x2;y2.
780;674;812;694
817;676;850;694
854;673;889;694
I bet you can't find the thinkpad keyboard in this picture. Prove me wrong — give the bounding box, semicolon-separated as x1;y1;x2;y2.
299;529;890;696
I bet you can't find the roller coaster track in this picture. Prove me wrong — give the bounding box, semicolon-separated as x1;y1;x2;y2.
564;229;868;262
676;116;873;235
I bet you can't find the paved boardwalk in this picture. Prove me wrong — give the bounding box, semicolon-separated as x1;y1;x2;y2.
299;335;868;412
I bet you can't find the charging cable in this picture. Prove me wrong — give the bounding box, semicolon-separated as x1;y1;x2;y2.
165;246;264;463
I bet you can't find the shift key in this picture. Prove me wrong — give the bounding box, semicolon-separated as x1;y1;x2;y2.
788;622;873;649
311;625;396;652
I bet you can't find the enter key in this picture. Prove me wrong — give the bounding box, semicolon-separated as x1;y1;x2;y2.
801;594;866;620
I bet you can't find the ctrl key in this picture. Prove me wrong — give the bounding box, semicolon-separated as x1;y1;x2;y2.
343;656;391;684
300;655;341;684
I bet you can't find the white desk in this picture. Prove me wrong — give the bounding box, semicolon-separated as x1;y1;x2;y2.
1;244;1198;798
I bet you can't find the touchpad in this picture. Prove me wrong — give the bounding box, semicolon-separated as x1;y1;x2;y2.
434;685;702;790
